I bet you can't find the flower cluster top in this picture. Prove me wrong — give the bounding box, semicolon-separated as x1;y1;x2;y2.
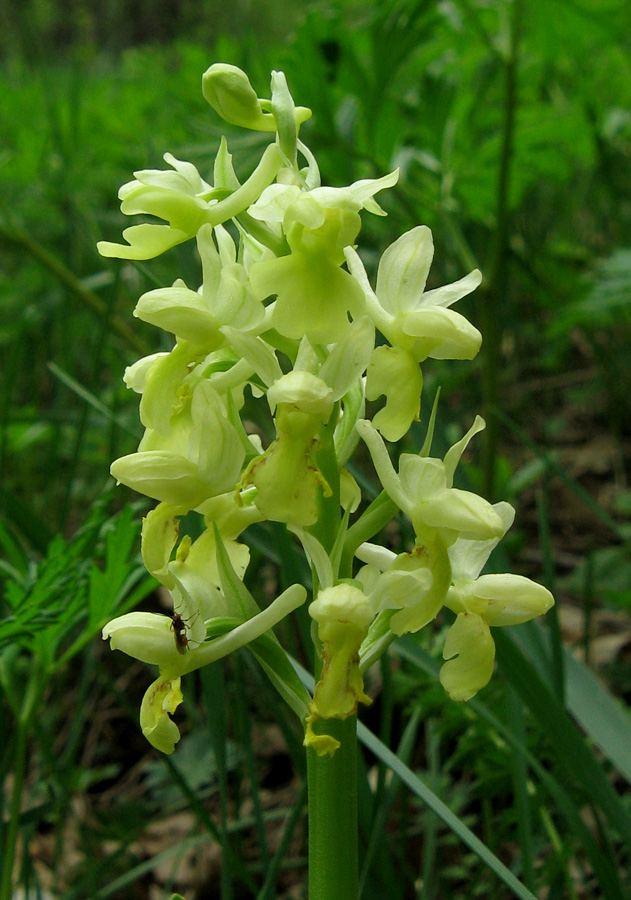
100;65;553;756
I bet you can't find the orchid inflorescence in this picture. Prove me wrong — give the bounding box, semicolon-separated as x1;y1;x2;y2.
100;64;553;756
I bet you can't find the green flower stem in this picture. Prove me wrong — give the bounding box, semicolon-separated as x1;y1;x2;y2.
340;491;398;578
307;415;360;899
206;144;283;226
307;715;359;900
236;209;289;257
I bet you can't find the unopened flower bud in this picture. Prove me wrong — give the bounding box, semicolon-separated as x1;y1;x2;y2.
202;64;276;131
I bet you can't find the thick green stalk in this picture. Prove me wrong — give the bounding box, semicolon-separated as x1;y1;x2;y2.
307;716;359;900
306;412;360;899
340;491;398;578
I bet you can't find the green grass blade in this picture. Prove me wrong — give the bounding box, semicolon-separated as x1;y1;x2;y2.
357;720;538;900
0;218;149;356
47;362;141;440
566;647;631;787
507;686;535;892
200;662;234;900
83;835;210;900
359;706;422;896
0;485;54;553
536;484;565;699
494;629;631;849
498;409;627;542
512;622;631;787
235;656;269;865
255;782;307;900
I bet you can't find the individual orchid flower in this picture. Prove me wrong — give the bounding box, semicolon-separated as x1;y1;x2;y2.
103;581;307;753
440;502;554;701
246;171;398;343
132;339;256;443
355;542;436;630
106;504;303;754
355;416;506;635
96;153;214;260
356;415;504;545
240;369;334;526
97;144;284;261
346;226;482;440
304;583;374;757
236;321;374;525
141;505;251;627
131;225;267;345
110;380;246;511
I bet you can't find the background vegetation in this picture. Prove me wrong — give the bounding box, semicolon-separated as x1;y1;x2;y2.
1;0;631;897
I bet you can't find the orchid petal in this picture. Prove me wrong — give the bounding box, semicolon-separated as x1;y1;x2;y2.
376;225;434;316
440;612;495;701
366;345;423;441
139;675;184;754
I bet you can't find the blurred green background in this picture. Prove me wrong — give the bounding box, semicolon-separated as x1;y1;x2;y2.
2;1;631;898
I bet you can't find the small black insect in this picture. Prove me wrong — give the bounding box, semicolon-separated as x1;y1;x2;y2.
171;612;191;655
